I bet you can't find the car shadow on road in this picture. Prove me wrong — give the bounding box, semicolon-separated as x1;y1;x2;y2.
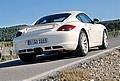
0;53;78;69
0;47;100;69
0;59;23;68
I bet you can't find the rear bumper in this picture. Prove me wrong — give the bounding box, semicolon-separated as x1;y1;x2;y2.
13;31;79;54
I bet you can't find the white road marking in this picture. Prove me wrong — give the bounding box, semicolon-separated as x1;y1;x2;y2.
23;45;120;81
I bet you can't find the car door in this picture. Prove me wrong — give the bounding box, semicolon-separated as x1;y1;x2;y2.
77;13;101;47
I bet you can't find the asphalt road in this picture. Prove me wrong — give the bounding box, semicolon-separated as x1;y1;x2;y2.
0;36;120;81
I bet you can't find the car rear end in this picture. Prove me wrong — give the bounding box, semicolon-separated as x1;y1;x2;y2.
13;24;78;55
13;12;79;55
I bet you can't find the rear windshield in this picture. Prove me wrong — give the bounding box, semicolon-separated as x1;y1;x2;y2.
34;13;71;25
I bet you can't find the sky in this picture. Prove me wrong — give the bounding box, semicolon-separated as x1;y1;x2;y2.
0;0;120;27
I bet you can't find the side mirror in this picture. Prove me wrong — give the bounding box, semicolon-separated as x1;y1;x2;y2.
93;18;99;23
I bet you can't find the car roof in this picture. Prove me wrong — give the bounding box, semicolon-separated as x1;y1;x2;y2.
53;11;84;15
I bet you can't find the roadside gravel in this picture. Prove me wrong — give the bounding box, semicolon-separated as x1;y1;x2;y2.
41;48;120;81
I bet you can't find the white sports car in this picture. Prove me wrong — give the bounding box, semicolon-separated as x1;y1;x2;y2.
13;11;108;62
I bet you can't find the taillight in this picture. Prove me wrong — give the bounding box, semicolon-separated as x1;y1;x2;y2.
57;25;76;31
16;31;22;37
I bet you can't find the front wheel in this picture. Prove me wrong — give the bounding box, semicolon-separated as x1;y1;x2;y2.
75;30;89;56
18;53;36;62
99;31;108;49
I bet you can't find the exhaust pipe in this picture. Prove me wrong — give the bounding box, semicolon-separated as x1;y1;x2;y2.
34;47;43;55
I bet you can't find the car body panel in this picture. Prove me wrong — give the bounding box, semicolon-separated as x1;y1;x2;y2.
13;11;107;55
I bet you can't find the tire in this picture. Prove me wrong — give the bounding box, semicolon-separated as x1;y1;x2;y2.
19;53;36;62
98;31;108;49
75;30;89;56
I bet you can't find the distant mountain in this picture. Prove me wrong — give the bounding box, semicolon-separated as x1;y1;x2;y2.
100;19;120;23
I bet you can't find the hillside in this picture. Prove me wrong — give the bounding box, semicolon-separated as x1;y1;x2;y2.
100;19;120;31
0;25;28;41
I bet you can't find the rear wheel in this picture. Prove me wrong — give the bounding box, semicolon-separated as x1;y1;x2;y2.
19;53;36;62
75;30;89;56
98;31;108;49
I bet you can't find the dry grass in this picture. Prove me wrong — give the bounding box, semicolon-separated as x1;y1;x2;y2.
56;68;91;81
0;54;18;62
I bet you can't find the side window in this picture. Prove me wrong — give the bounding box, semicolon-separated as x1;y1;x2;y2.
76;15;82;21
77;13;92;23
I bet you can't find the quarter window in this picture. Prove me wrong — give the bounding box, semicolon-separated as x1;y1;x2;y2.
77;13;93;23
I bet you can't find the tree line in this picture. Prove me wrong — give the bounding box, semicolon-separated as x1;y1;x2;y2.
0;19;120;41
0;25;27;41
100;19;120;31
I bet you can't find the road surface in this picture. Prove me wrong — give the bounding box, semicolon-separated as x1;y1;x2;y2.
0;36;120;81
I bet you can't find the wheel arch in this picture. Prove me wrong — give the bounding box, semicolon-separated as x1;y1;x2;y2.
104;29;108;36
98;28;108;49
78;28;90;49
75;28;90;56
101;29;108;42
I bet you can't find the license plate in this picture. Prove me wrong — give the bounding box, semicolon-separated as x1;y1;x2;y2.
27;38;48;45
